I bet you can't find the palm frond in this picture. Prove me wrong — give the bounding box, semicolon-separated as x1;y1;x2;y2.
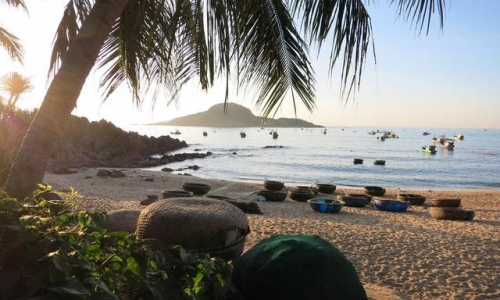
289;0;374;102
49;0;92;77
234;0;316;118
0;27;23;62
1;0;27;10
391;0;447;35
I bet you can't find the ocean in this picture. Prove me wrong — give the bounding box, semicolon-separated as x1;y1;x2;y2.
124;125;500;190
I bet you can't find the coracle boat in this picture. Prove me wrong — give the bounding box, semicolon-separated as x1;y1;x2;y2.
364;186;386;197
429;198;461;208
182;182;211;195
314;183;336;194
346;193;372;204
289;190;315;202
257;189;287;202
308;199;344;213
162;190;194;199
428;207;474;220
374;199;410;212
264;180;285;191
337;195;367;207
353;158;363;164
397;194;426;206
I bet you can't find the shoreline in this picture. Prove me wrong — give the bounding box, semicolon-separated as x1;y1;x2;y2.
43;167;500;300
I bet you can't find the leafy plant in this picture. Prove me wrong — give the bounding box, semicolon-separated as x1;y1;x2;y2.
0;185;233;299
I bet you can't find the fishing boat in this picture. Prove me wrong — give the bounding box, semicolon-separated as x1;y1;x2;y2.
170;129;181;135
432;135;446;144
422;131;431;136
440;139;455;150
453;133;465;140
422;145;437;154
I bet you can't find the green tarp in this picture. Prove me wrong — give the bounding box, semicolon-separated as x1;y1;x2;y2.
232;234;367;300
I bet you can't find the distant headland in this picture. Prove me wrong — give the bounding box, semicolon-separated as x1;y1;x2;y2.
151;103;323;128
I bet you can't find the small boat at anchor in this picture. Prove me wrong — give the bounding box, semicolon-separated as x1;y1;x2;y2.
440;139;455;150
240;131;246;138
422;145;437;154
453;133;465;140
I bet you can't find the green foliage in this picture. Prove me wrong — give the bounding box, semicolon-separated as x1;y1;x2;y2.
0;186;233;299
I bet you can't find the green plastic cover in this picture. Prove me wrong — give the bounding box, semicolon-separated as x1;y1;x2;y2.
232;234;367;300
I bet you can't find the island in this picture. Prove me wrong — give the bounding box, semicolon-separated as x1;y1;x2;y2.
152;103;323;128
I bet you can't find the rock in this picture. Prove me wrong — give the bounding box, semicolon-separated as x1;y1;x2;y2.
52;167;77;174
38;190;65;201
161;167;173;172
97;169;126;178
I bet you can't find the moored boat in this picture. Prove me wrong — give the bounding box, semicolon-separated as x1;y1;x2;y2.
440;139;455;150
453;133;465;140
422;145;437;154
240;131;246;138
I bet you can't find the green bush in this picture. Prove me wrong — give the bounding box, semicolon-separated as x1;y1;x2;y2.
0;185;233;299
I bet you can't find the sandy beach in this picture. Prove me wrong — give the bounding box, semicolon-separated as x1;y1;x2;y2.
43;168;500;300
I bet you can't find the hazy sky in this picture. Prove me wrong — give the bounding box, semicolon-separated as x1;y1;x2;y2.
1;0;499;129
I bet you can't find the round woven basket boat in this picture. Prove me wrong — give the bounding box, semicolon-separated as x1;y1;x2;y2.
105;209;142;233
428;207;474;220
397;194;426;206
135;197;250;261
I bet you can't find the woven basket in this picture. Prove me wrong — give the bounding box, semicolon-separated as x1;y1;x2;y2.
135;197;250;260
105;209;142;233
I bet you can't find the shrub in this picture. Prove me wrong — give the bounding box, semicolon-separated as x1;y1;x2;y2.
0;185;233;299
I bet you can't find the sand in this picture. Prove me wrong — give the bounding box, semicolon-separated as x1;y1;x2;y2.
43;168;500;300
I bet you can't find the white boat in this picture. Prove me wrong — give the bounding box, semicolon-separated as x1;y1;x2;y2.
432;135;446;144
440;139;455;150
453;133;465;140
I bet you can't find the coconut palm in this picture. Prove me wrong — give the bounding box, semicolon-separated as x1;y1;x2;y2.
0;0;26;61
3;0;446;199
0;71;33;112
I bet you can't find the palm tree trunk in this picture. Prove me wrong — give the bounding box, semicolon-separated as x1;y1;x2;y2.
3;0;129;199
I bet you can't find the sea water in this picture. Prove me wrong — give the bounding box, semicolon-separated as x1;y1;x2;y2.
123;125;500;190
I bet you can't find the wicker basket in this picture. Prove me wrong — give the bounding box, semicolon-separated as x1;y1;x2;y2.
105;209;142;233
135;197;250;260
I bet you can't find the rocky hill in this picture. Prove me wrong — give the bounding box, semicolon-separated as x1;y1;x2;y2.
153;103;322;128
